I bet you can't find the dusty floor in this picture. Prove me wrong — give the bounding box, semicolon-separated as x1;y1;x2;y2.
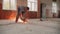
0;18;60;34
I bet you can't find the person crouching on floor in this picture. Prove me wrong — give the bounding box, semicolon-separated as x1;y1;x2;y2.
22;7;29;24
15;6;25;23
15;6;29;24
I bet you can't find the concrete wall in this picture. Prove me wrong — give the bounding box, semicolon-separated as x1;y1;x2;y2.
40;0;53;18
57;0;60;18
57;0;60;10
40;0;60;18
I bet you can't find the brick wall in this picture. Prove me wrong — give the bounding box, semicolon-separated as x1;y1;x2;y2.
0;0;40;19
0;2;17;19
17;0;27;6
37;0;40;18
28;11;37;19
0;0;2;3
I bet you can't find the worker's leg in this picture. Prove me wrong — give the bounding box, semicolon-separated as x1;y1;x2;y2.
15;14;20;23
20;13;23;19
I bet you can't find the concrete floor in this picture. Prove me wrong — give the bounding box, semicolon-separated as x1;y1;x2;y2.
0;19;60;34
